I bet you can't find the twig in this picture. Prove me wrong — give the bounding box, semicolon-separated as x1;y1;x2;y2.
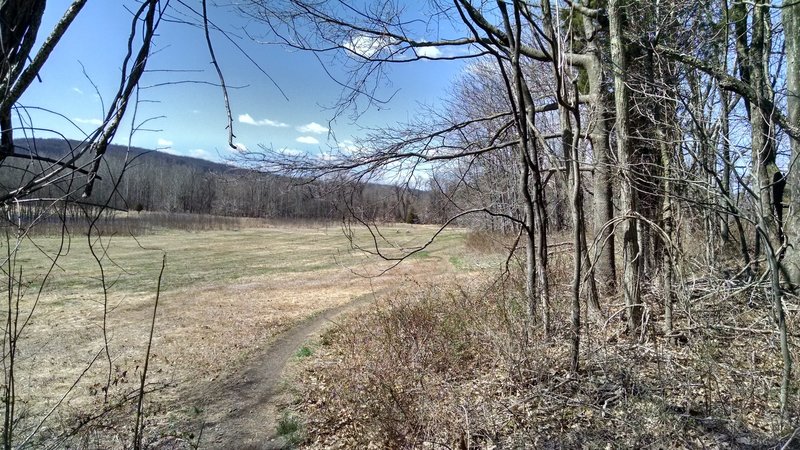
780;426;800;450
133;253;167;450
201;0;237;149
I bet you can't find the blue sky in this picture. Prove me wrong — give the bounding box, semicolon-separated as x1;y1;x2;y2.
17;1;467;162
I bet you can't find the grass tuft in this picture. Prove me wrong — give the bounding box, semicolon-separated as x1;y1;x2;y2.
295;346;313;358
276;412;304;447
276;412;300;436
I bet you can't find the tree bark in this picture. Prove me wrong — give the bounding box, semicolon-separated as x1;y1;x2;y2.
782;0;800;286
651;50;675;340
518;52;551;336
609;0;642;333
778;0;799;414
498;1;550;333
540;0;596;369
750;1;782;261
582;6;617;297
720;88;732;242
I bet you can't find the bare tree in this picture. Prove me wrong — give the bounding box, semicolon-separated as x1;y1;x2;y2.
236;2;799;407
0;1;207;447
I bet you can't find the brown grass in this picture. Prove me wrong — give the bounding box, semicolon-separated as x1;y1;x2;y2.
3;222;484;447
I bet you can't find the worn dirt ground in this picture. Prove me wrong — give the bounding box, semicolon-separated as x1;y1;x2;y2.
194;293;376;449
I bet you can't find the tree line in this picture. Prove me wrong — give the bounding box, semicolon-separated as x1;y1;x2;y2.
0;139;433;225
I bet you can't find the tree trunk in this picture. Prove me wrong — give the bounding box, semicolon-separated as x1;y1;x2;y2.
609;0;642;333
651;50;675;340
520;144;537;323
719;0;733;244
540;0;596;368
582;9;617;298
750;1;781;252
567;113;583;372
719;89;732;243
519;77;551;336
782;0;800;286
498;1;549;333
778;0;798;414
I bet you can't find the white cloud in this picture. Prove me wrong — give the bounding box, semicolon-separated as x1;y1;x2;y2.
337;140;358;154
159;147;180;156
74;117;102;126
232;142;248;152
296;122;328;134
190;149;210;159
296;136;320;145
72;87;84;95
277;147;303;157
343;35;393;58
238;113;289;127
157;138;174;147
416;46;442;58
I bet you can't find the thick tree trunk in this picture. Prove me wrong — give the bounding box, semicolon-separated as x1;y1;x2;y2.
582;11;617;297
783;0;800;286
651;56;675;339
778;0;798;414
750;2;782;254
759;11;780;229
609;0;642;333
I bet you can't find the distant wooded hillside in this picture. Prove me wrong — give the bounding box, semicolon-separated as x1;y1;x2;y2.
0;139;435;223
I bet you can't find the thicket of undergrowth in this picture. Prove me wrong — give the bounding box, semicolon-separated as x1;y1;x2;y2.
294;263;800;448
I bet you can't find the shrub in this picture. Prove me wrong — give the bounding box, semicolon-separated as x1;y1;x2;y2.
297;274;798;448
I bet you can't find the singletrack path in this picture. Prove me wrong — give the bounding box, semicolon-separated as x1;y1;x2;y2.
196;293;374;449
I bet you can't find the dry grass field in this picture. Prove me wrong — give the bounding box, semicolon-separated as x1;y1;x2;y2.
4;221;497;447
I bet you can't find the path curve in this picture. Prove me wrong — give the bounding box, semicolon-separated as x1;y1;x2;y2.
195;293;375;449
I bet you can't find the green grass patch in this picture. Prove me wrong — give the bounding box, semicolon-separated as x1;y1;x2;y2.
412;250;431;259
276;412;300;435
295;345;313;358
276;412;304;447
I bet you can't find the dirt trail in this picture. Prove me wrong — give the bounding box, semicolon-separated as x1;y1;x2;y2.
194;293;374;449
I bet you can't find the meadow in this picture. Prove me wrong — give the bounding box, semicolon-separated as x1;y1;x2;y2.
3;220;497;447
